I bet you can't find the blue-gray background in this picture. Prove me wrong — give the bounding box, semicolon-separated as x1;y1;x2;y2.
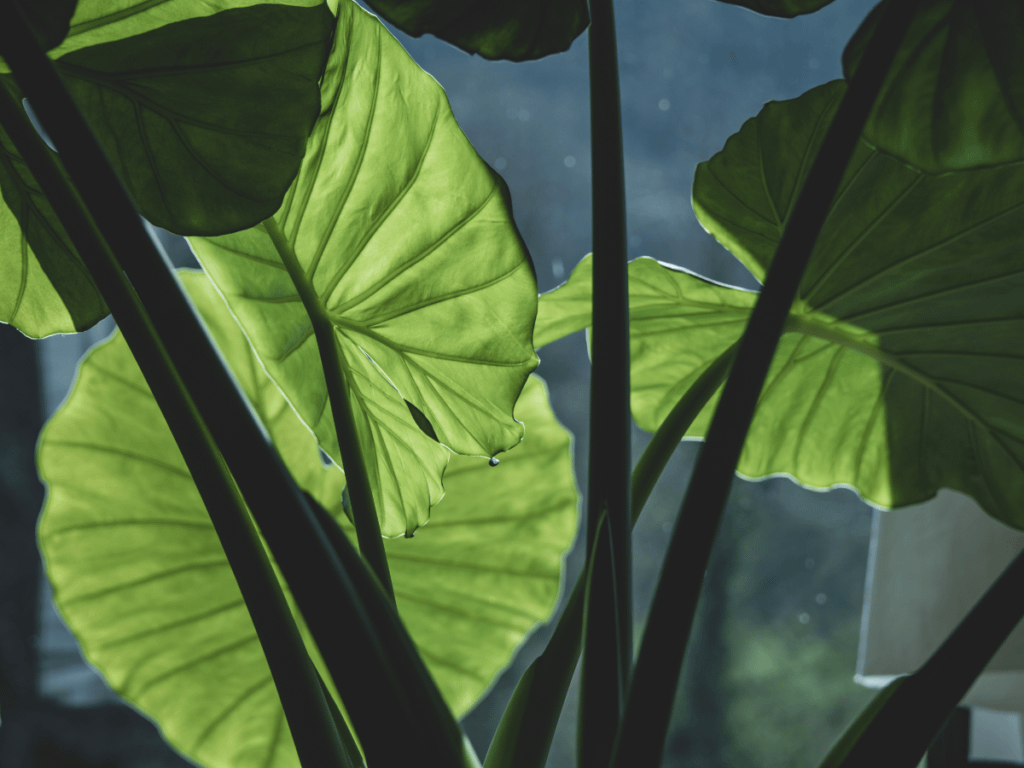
31;0;886;764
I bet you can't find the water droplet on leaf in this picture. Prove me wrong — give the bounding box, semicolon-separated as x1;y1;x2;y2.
489;457;500;467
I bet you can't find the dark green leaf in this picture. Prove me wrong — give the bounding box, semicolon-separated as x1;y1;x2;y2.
0;0;332;72
843;0;1024;172
189;0;539;536
0;83;106;337
713;0;837;19
12;0;78;51
38;270;576;766
52;3;334;235
362;0;588;61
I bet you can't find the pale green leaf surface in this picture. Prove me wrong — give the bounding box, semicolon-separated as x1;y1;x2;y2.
541;79;1024;528
533;254;593;349
0;89;107;337
189;0;538;536
38;270;575;767
0;0;337;73
51;4;334;235
843;0;1024;172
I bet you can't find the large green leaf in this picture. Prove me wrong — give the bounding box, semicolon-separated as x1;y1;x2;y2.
37;269;578;768
713;0;837;19
46;3;334;235
539;79;1024;528
0;0;333;73
843;0;1024;172
0;84;106;337
189;0;538;537
361;0;589;61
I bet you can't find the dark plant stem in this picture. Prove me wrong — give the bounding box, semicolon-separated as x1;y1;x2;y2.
0;6;466;765
582;0;631;762
825;542;1024;768
265;217;394;604
484;341;736;768
609;0;922;765
315;672;366;768
0;82;349;768
301;491;480;767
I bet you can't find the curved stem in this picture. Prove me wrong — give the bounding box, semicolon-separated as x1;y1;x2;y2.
264;217;394;604
0;81;349;768
483;340;736;768
609;1;923;765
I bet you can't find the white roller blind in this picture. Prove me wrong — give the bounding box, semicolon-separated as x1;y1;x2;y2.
855;488;1024;712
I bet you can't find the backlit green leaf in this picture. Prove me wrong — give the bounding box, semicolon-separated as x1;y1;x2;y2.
690;78;1024;525
843;0;1024;172
50;3;334;235
713;0;836;19
0;85;106;337
37;270;577;768
541;79;1024;528
362;0;589;61
189;0;539;536
534;253;594;349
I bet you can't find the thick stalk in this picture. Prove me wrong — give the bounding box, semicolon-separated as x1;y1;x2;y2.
582;0;631;762
609;1;922;766
484;342;736;768
0;6;467;765
264;217;394;603
302;491;482;768
316;672;365;767
0;83;349;768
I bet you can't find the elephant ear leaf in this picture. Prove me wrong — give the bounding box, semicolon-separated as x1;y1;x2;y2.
0;83;106;337
684;78;1024;527
362;0;589;61
712;0;837;19
50;3;334;236
37;270;577;767
843;0;1024;172
189;0;539;537
542;79;1024;530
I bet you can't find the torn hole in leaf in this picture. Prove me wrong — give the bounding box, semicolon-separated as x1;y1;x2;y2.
405;400;439;442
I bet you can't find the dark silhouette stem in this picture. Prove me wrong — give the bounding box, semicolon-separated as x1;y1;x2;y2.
581;0;632;763
0;5;467;764
610;0;923;765
0;79;350;768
